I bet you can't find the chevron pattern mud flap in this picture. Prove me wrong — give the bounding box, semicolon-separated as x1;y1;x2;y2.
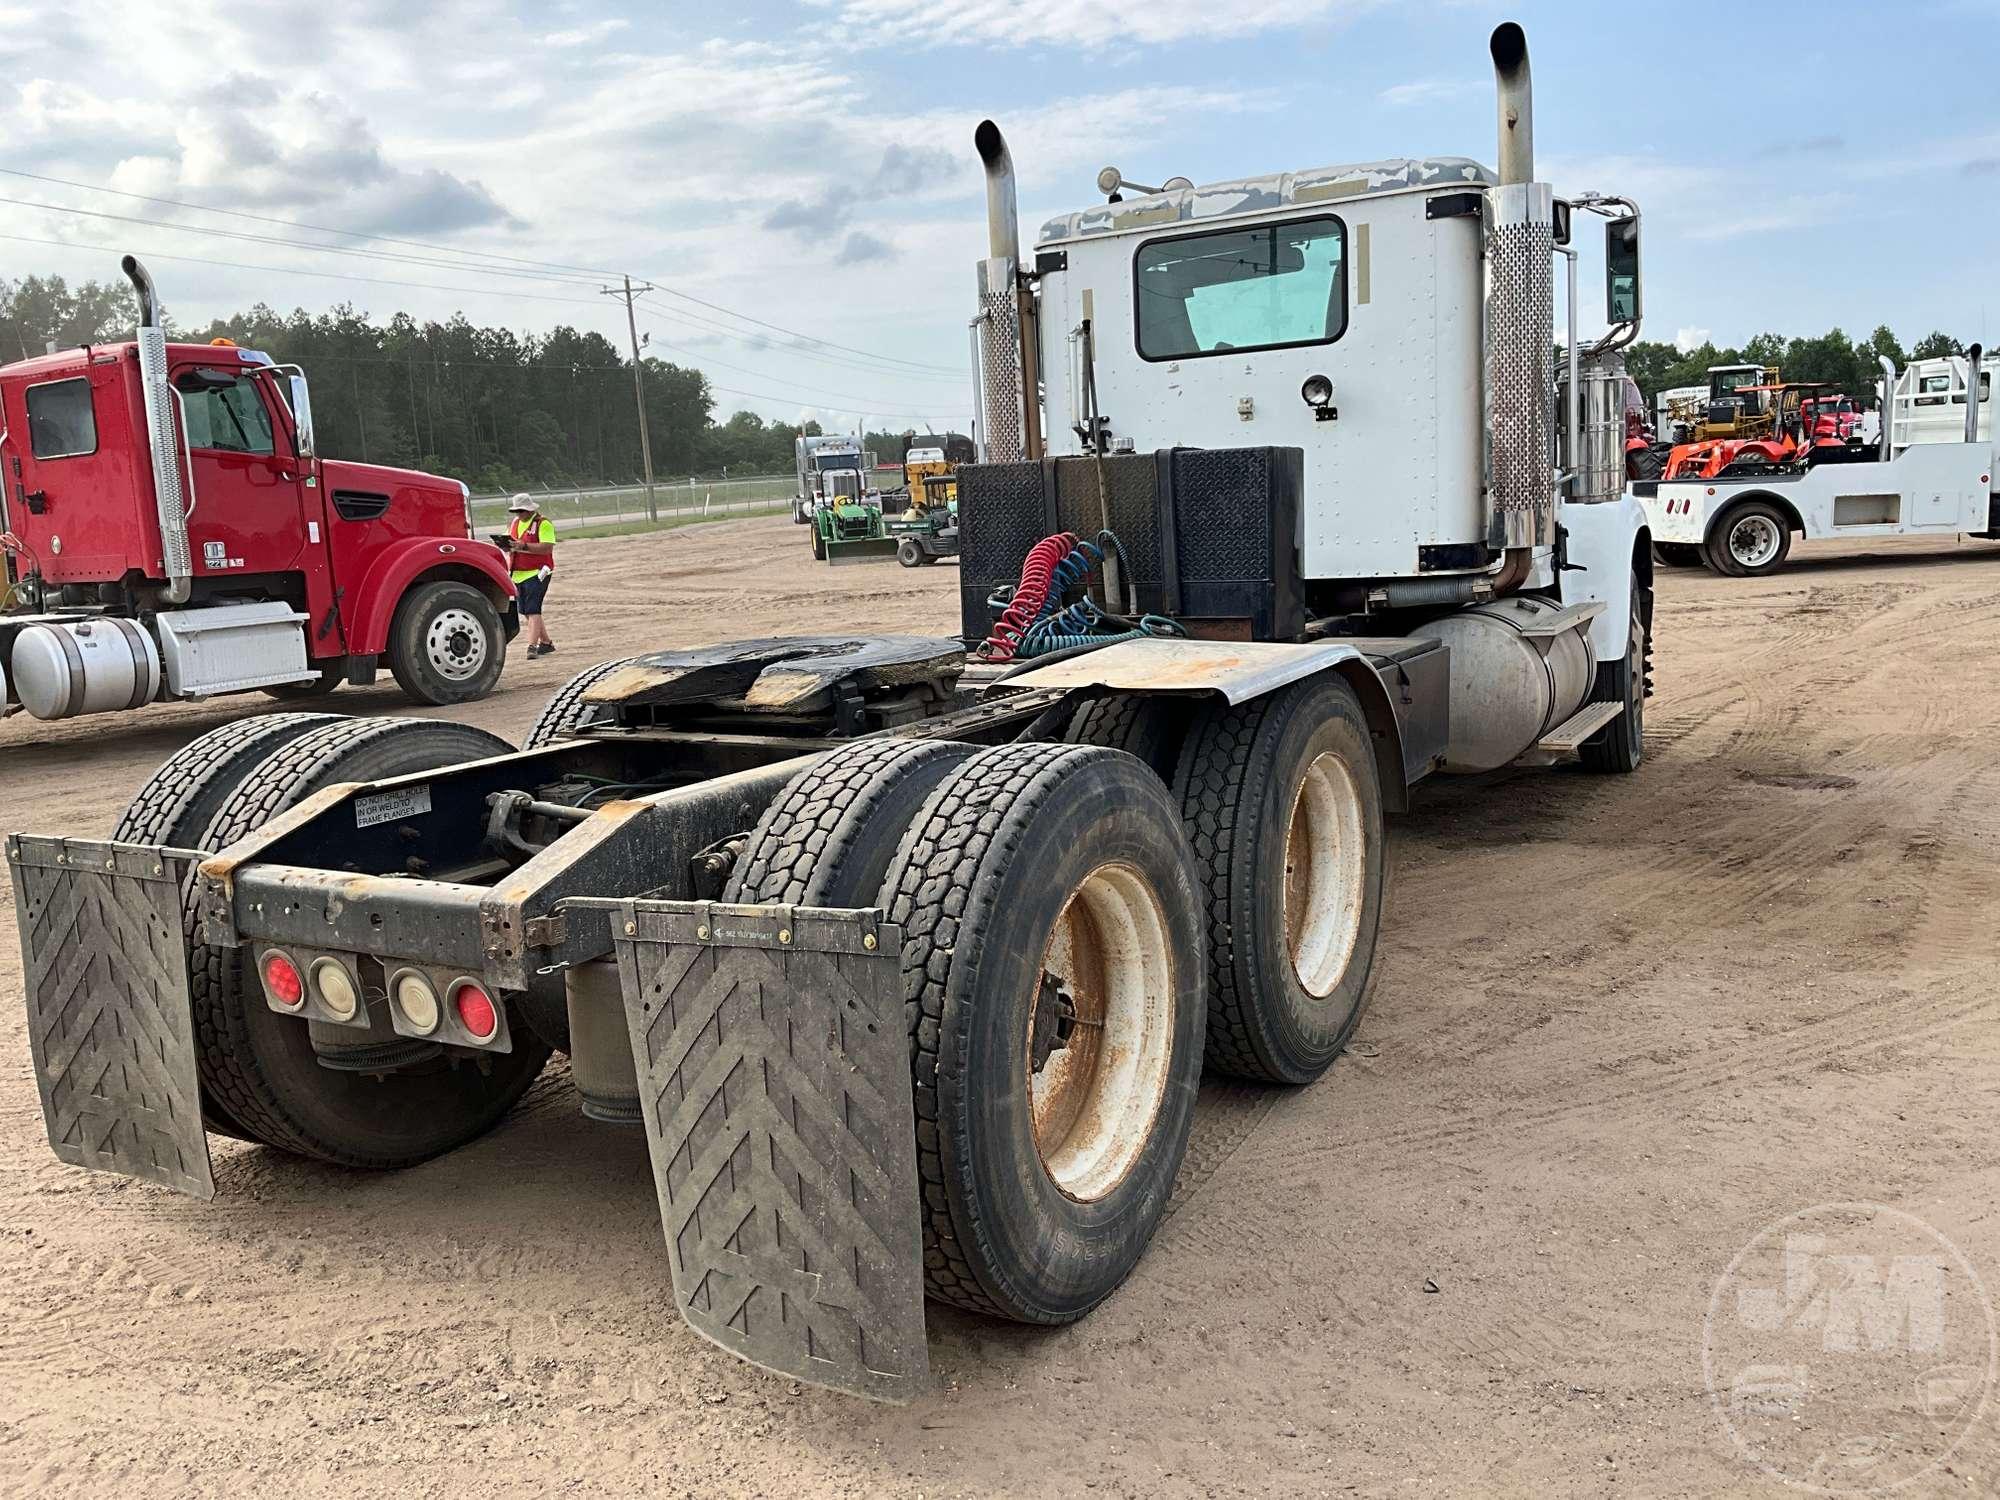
9;835;212;1198
607;898;928;1402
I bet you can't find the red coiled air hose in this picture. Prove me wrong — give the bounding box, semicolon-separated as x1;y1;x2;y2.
979;532;1077;661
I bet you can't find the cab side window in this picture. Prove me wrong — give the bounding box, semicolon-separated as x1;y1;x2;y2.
181;373;275;455
25;378;98;459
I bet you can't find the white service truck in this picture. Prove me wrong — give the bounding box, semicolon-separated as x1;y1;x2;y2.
1644;349;1999;576
11;21;1659;1404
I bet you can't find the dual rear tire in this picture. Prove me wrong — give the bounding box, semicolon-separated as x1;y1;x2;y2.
723;675;1388;1322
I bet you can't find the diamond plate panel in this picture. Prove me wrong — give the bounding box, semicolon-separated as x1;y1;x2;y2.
608;899;927;1402
1484;183;1555;550
10;835;212;1199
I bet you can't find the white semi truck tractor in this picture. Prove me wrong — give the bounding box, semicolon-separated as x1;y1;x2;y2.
11;21;1653;1404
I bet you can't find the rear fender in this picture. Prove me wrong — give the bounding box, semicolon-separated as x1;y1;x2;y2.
342;538;517;655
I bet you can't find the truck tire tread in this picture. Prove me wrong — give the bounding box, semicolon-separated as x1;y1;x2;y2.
524;656;636;748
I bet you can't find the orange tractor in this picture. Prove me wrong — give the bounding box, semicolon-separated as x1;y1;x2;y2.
1662;382;1867;479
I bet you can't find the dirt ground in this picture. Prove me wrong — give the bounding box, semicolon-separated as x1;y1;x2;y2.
3;516;1998;1497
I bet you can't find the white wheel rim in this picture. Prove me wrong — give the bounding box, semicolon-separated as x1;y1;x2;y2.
426;607;488;681
1027;861;1176;1203
1728;514;1781;568
1284;751;1367;998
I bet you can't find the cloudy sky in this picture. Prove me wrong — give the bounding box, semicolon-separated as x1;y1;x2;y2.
3;0;1996;432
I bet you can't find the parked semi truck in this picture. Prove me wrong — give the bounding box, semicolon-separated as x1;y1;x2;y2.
13;22;1655;1402
1644;348;1999;576
0;260;515;718
792;433;867;522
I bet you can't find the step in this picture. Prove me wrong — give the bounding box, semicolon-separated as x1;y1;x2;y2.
1536;699;1624;753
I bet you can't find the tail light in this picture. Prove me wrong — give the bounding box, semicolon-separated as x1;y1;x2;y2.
309;957;360;1023
261;950;305;1010
391;969;441;1035
452;981;498;1042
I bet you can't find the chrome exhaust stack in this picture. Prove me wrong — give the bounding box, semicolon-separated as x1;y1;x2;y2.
1965;343;1985;445
1878;355;1898;460
122;255;192;605
1482;22;1556;560
972;121;1041;463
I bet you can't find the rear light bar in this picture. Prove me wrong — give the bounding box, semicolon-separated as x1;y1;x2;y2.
258;949;513;1052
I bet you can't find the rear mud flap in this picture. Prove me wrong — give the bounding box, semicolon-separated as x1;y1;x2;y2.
8;835;212;1198
605;898;928;1402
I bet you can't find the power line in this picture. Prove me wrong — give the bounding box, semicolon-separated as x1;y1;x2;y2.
6;169;965;377
634;304;961;387
0;165;623;281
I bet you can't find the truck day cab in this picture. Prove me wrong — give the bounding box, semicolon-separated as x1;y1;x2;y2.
0;258;516;720
14;23;1657;1402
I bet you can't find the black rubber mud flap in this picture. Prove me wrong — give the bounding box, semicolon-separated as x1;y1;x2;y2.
606;898;928;1402
9;835;213;1199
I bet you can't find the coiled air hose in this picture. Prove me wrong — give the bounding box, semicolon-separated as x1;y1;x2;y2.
979;527;1180;662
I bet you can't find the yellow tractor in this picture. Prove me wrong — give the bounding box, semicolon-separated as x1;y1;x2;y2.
1674;362;1782;443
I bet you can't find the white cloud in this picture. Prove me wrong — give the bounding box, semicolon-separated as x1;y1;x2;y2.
544;18;628;48
825;0;1373;48
1674;327;1710;354
1378;78;1478;107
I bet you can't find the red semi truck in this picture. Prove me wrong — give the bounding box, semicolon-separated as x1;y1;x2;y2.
0;257;516;721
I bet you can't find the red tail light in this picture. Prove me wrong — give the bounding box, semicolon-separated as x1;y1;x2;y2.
453;982;497;1041
262;951;304;1009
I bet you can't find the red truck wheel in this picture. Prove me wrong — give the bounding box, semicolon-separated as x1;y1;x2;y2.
387;579;505;704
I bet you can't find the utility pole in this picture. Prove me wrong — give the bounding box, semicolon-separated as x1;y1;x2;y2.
602;276;659;522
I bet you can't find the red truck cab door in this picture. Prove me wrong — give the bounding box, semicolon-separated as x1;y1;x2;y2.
171;360;335;639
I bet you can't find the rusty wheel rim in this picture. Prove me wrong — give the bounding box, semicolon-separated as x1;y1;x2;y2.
1027;860;1175;1203
1283;751;1367;999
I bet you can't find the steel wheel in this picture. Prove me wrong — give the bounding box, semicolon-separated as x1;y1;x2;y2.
1028;861;1176;1204
1727;512;1783;571
1283;751;1368;998
425;606;489;682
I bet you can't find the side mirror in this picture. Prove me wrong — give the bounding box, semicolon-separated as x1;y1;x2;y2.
288;373;316;462
1551;198;1573;247
1605;214;1641;325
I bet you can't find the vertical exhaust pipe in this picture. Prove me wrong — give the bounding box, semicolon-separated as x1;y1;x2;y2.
972;121;1042;464
1481;22;1554;573
1490;21;1534;184
122;255;192;605
1965;343;1984;445
1878;354;1897;460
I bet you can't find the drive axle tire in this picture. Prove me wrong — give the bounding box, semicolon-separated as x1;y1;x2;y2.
1175;674;1385;1085
187;717;549;1167
1705;501;1792;578
387;579;506;705
112;710;346;1142
882;742;1206;1322
1579;582;1650;775
1063;692;1186;781
263;661;346;700
1651;541;1702;568
725;737;980;908
524;656;637;748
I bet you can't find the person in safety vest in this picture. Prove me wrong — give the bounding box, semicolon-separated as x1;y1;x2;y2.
505;494;557;657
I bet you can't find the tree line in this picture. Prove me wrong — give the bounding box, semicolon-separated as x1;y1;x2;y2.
0;274;958;494
1622;325;1973;410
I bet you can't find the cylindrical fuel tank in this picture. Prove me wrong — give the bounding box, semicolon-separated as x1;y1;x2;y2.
1424;594;1596;772
11;617;161;720
567;958;641;1125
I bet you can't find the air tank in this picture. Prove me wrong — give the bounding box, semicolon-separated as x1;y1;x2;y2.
1424;595;1596;772
10;618;162;720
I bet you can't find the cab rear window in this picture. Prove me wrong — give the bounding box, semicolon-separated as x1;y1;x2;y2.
1135;216;1347;361
25;378;97;459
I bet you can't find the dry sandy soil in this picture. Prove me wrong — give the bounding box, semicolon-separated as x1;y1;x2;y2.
2;516;1998;1497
